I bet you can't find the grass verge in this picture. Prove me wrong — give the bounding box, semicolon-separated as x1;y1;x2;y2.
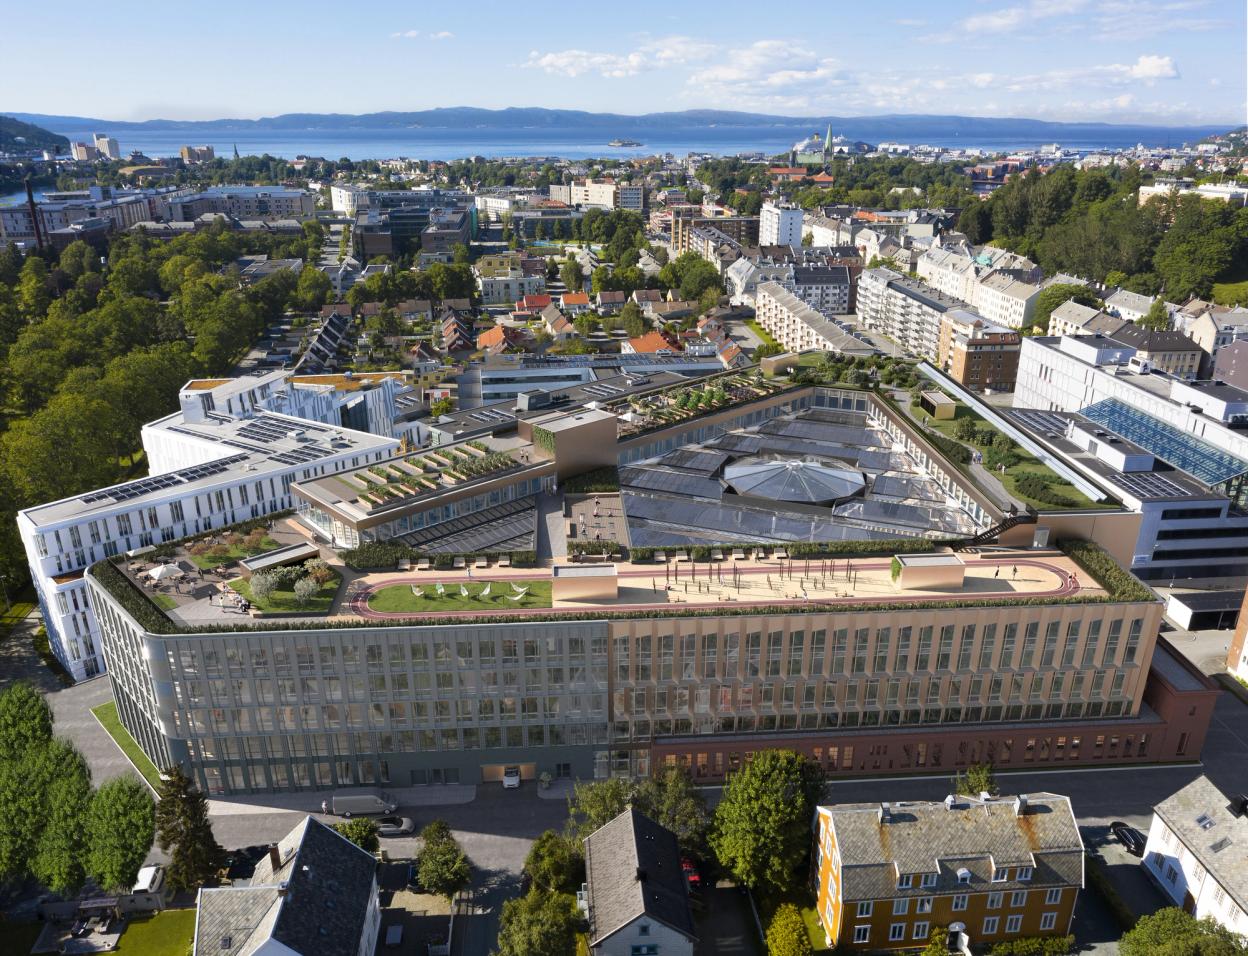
115;910;197;955
229;569;340;614
1085;853;1138;931
756;888;831;953
368;579;553;613
33;625;74;686
746;319;781;351
1;591;36;637
91;701;163;791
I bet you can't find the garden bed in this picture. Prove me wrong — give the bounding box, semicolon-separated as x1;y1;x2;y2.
229;568;341;614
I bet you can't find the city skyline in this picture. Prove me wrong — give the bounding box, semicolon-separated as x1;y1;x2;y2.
5;0;1245;126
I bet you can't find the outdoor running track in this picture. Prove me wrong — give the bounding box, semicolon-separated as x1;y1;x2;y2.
345;557;1084;621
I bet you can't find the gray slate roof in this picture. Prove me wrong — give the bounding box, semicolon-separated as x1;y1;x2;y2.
584;809;695;946
1154;775;1248;912
194;816;377;956
824;793;1084;902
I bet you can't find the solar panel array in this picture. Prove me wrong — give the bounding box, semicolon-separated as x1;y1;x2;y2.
1006;409;1072;436
620;466;724;500
1112;471;1193;500
80;453;251;504
1080;398;1248;486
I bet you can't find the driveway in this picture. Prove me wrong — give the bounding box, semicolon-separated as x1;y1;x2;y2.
695;884;763;956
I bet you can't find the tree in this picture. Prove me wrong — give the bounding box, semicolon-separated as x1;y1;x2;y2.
85;778;155;892
0;681;52;763
633;767;710;857
416;829;470;901
249;572;276;604
561;258;581;291
1029;283;1102;334
710;749;824;893
1119;907;1248;956
918;926;948;956
619;300;647;338
293;576;319;607
766;903;813;956
524;830;584;894
294;266;332;312
567;777;634;840
495;890;579;956
1139;298;1171;332
430;396;454;417
30;745;92;896
333;818;380;854
155;765;225;892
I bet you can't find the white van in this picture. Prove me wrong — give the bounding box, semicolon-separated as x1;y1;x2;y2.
331;788;398;817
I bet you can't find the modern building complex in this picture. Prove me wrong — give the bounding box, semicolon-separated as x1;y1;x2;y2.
814;792;1083;951
549;179;646;212
167;186;318;222
1143;776;1248;931
18;371;404;681
0;185;192;244
77;372;1218;796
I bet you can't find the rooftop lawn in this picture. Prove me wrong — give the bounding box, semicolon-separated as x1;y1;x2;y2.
229;569;341;614
367;579;552;613
186;535;280;570
115;910;197;955
914;403;1115;512
91;700;162;791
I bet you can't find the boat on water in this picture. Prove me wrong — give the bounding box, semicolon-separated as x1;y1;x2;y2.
608;138;644;147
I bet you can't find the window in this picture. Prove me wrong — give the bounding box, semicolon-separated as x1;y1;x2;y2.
1046;888;1062;905
857;901;873;918
853;925;870;944
1040;913;1057;931
1006;915;1023;934
917;897;933;914
920;873;938;888
913;921;930;941
983;916;1000;935
630;947;657;956
1011;891;1028;908
897;874;913;889
890;923;906;942
893;898;909;915
639;925;649;936
1017;866;1033;881
953;894;968;911
993;867;1008;882
958;870;972;885
988;892;1003;909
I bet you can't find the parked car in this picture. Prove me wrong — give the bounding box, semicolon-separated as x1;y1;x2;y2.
502;766;522;789
331;788;398;817
1110;820;1146;856
377;816;416;837
681;858;701;889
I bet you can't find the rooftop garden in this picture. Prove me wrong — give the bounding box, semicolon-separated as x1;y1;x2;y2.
343;441;522;510
909;395;1114;512
229;559;341;614
367;579;552;613
184;527;280;570
613;370;793;438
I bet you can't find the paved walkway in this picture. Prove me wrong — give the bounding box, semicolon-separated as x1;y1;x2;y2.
0;606;60;694
535;490;566;562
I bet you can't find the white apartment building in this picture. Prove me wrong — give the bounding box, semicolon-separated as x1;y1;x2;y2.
168;186;317;222
1105;289;1158;324
475;270;545;306
858;267;978;361
474;192;538;221
760;201;803;247
1143;776;1248;932
1139;180;1248;207
916;246;1040;330
549;180;626;210
92;134;121;160
755;282;875;356
17;373;400;681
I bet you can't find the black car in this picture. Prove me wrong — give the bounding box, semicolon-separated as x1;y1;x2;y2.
1110;821;1146;856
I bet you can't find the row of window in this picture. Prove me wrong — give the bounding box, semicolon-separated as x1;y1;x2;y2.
857;886;1061;918
852;913;1060;944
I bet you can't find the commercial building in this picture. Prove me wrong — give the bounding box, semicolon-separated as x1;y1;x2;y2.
814;792;1082;951
582;809;696;956
0;185;190;244
68;369;1218;798
70;141;101;162
329;185;470;219
760;201;803;248
1143;776;1248;930
192;816;381;956
167;186;317;222
17;371;403;681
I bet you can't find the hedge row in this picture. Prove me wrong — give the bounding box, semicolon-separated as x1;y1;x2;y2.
90;559;178;635
561;466;620;493
1057;538;1156;604
922;427;972;465
569;540;622;555
988;935;1077;956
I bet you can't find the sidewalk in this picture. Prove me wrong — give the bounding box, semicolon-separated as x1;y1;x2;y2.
208;783;477;817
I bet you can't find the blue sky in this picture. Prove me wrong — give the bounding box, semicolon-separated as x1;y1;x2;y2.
7;0;1245;124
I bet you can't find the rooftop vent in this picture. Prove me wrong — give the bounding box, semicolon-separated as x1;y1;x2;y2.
1197;813;1216;831
1014;795;1029;817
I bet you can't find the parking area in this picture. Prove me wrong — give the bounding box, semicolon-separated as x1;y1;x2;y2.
694;884;763;956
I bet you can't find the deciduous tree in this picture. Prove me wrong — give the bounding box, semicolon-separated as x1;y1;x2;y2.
766;903;813;956
495;890;579;956
85;778;155;892
1119;907;1248;956
524;830;584;894
333;818;380;854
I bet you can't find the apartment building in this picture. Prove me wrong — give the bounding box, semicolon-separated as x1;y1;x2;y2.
1139;179;1248;207
70;141;101;162
858;267;977;362
549;179;645;211
0;185;189;243
1143;776;1248;931
168;186;317;222
93;134;121;160
791;265;853;314
755;282;875;356
938;311;1021;392
814;793;1082;952
473;253;546;305
760;201;803;247
17;373;401;681
670;209;759;255
916;246;1040;330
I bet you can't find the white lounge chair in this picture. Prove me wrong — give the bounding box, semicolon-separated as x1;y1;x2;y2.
435;583;446;596
460;584;470;597
479;583;492;598
505;593;526;603
453;556;466;569
410;585;423;597
655;551;668;563
511;583;527;593
498;555;511;567
475;556;488;569
711;549;724;561
416;558;430;571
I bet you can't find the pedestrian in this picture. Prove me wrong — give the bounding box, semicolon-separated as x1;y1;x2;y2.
1012;565;1018;580
467;567;472;580
321;800;329;815
994;566;1000;579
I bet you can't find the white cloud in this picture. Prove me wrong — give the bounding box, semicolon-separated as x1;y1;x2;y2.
928;0;1087;40
522;35;715;79
894;17;927;27
430;31;454;40
1125;54;1178;79
390;29;420;38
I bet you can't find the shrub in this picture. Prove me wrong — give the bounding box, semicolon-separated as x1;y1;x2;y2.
340;541;410;570
988;935;1076;956
765;903;812;956
303;558;334;584
509;551;537;568
630;547;656;563
1057;538;1155;603
293;577;319;607
249;573;277;604
923;428;971;465
562;466;620;493
890;555;902;581
433;554;454;570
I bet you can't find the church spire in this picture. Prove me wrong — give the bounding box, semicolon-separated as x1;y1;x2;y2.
825;122;833;156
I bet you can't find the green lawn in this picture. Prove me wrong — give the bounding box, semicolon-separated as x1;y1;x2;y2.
149;593;178;611
1213;279;1248;307
229;569;340;614
1;591;36;638
368;579;552;613
1;919;42;953
116;910;197;955
187;535;280;570
915;405;1113;511
746;319;781;350
91;701;163;791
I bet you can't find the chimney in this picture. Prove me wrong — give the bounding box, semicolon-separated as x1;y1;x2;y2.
277;881;289;897
879;802;892;824
267;844;282;871
1014;795;1029;817
635;867;647;883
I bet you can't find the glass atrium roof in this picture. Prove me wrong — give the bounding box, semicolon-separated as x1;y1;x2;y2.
1079;398;1248;486
724;457;866;504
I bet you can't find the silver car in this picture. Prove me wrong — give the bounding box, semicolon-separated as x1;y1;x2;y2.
376;816;416;837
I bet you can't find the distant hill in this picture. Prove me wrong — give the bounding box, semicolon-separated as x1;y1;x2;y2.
3;107;1229;143
0;115;69;151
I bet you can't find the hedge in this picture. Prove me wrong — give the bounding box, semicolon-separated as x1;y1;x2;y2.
922;427;971;465
1085;853;1137;931
341;541;411;570
569;540;622;555
988;936;1076;956
627;539;942;563
562;466;620;493
147;510;294;561
1056;538;1156;604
